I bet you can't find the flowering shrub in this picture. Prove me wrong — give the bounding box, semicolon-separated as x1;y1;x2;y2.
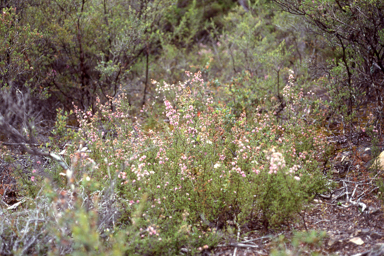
1;68;331;254
70;69;328;239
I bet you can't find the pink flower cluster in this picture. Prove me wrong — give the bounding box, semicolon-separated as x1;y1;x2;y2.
165;100;180;127
268;151;286;174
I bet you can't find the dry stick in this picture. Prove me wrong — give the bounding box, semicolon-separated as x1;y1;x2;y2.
217;237;270;248
373;168;383;179
338;182;368;212
368;187;379;196
216;243;259;248
299;211;308;232
0;142;40;146
351;184;358;199
241;235;272;244
332;191;352;201
344;181;349;202
233;215;241;256
354;183;379;200
319;186;346;200
313;219;330;225
319;194;332;199
0;200;9;208
342;179;374;185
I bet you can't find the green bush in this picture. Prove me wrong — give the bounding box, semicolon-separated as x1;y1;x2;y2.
73;70;328;237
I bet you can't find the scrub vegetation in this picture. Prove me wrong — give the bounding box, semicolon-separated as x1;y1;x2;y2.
0;0;383;255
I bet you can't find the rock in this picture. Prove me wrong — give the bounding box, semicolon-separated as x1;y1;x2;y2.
328;238;342;248
349;237;364;245
357;147;372;162
361;153;372;163
371;151;384;170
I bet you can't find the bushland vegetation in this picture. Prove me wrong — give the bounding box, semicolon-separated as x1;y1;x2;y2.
0;0;383;255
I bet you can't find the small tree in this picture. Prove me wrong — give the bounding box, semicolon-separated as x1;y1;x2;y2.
0;7;45;94
272;0;384;119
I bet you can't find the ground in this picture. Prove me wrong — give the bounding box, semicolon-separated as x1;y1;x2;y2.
211;195;384;255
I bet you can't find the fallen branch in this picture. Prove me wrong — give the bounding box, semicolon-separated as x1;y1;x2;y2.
349;199;367;212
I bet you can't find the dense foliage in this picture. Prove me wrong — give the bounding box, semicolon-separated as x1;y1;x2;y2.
273;0;384;118
0;0;383;255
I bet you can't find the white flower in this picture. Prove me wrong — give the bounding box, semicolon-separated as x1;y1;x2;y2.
214;163;221;169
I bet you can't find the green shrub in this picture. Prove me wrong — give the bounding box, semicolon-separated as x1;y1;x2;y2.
74;70;328;235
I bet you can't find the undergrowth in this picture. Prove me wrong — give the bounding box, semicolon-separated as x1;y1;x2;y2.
0;70;331;255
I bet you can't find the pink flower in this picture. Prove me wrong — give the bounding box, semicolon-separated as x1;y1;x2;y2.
294;176;300;181
31;176;35;182
32;169;37;173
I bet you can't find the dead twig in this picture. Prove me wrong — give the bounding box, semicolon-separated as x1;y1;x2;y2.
216;243;259;248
